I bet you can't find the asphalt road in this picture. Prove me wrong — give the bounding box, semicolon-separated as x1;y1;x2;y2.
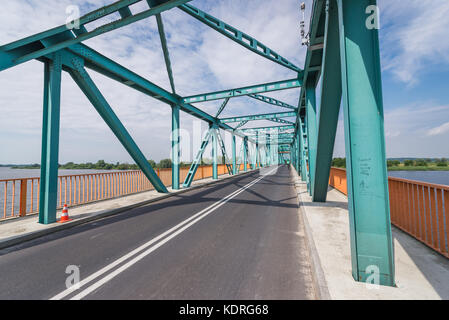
0;165;315;300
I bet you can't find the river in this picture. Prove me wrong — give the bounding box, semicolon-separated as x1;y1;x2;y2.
1;167;449;186
388;170;449;186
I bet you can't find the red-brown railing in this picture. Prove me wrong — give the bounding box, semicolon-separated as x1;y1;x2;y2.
0;164;251;221
329;167;449;258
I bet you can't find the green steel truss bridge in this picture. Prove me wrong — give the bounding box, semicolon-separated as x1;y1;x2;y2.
0;0;395;287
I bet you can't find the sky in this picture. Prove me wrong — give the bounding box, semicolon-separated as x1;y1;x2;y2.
0;0;448;164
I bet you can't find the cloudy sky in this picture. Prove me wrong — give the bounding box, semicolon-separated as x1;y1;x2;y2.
0;0;448;165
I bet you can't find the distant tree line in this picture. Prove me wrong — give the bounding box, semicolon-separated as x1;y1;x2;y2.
12;159;193;170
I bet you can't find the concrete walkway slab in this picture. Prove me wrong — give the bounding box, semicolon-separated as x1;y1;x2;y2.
291;167;449;300
0;170;257;250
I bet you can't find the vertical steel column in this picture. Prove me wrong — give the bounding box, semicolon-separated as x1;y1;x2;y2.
313;0;342;202
211;125;218;179
338;0;394;286
306;78;317;196
243;136;248;172
300;121;307;182
232;134;237;174
171;104;180;189
255;132;259;168
39;54;62;224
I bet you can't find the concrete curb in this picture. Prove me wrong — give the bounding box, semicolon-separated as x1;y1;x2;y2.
0;170;259;251
290;165;331;300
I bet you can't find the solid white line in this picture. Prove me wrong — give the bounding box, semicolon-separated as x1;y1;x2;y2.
50;167;277;300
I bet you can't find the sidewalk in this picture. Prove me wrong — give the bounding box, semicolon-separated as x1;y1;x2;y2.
291;167;449;300
0;170;257;250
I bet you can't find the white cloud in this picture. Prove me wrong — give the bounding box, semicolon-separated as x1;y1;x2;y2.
427;121;449;136
379;0;449;85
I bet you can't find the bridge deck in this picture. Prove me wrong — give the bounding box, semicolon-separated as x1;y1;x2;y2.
0;166;315;300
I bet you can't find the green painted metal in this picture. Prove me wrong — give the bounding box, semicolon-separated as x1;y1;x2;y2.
248;94;297;110
39;54;62;225
68;58;168;193
179;3;302;73
234;120;248;130
240;125;295;132
155;12;176;94
1;0;192;71
171;104;180;189
337;0;394;286
211;125;218;179
216;98;230;117
267;118;295;125
220;111;296;124
183;129;212;187
232;135;237;174
216;130;233;175
243;137;248;172
306;79;317;196
183;79;301;104
312;0;342;202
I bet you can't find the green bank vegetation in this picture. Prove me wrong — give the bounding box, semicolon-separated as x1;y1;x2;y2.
9;157;228;171
331;158;449;171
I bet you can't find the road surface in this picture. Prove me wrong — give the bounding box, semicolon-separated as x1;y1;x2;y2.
0;165;315;300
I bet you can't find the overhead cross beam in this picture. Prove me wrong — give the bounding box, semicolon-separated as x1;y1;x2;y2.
240;125;295;132
268;118;295;125
0;0;192;71
179;3;302;74
220;111;296;123
182;78;301;104
248;94;297;110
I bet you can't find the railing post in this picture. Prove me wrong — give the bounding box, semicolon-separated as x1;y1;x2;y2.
39;53;62;225
338;0;395;286
19;179;28;217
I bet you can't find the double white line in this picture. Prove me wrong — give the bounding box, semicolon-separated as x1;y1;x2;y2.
51;167;277;300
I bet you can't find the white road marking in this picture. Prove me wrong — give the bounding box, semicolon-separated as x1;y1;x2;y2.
51;167;277;300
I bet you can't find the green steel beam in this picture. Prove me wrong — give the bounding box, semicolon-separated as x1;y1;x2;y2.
240;125;295;132
154;11;176;94
171;104;180;189
179;3;302;73
293;0;326;136
338;0;394;286
232;135;237;175
312;0;342;202
215;97;230;117
267;118;295;125
183;129;212;187
211;125;218;179
247;94;297;110
68;58;168;193
182;78;301;104
39;53;62;225
1;0;141;53
306;78;317;196
243;137;248;172
220;111;296;124
0;0;191;70
234;120;248;129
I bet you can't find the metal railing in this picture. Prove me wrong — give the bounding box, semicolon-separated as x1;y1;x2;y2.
329;167;449;258
0;164;250;221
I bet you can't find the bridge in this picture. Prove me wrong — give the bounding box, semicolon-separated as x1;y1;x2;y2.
1;0;448;300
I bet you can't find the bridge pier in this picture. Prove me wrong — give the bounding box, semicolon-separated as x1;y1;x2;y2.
337;0;394;286
39;54;62;225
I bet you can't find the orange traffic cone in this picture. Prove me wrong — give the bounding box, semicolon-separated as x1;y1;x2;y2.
58;204;72;223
